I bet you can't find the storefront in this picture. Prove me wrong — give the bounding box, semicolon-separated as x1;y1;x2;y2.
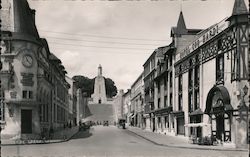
205;86;233;143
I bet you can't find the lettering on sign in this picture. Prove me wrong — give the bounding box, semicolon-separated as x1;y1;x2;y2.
179;19;229;60
21;72;34;86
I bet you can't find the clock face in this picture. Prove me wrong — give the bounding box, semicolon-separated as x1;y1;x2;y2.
22;54;33;68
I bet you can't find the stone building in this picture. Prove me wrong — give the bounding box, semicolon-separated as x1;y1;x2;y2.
0;0;71;138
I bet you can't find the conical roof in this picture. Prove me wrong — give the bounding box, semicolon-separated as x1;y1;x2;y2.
232;0;248;15
13;0;39;38
176;11;187;34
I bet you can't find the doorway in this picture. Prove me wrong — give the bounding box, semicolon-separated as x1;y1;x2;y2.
216;114;225;141
21;109;32;134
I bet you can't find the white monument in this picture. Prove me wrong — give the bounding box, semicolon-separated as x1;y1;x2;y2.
90;65;107;104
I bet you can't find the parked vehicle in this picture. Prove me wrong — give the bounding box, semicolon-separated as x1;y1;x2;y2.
103;121;109;126
118;118;126;129
79;120;91;131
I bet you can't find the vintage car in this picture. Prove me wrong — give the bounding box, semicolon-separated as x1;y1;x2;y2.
117;118;126;129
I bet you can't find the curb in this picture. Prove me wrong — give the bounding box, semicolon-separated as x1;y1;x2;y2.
127;129;248;152
1;129;80;146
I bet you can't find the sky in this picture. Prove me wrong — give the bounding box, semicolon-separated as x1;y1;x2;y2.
27;0;249;91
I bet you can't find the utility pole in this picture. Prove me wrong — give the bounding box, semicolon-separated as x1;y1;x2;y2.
0;0;3;154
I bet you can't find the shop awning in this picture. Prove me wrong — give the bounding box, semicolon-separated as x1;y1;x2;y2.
184;123;211;128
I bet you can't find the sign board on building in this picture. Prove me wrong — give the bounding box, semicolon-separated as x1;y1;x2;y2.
177;18;229;61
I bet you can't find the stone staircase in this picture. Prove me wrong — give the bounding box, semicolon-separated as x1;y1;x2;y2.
86;103;115;124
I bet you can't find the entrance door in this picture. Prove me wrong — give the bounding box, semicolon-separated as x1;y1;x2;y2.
216;114;224;141
177;117;185;135
21;109;32;134
152;117;155;132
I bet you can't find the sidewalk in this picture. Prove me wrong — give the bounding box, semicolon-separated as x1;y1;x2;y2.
1;126;79;146
127;126;248;152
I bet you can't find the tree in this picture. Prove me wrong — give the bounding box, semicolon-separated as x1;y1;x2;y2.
105;78;117;98
72;75;94;97
72;75;117;98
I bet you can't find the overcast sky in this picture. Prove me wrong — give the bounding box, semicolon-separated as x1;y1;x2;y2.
27;0;248;91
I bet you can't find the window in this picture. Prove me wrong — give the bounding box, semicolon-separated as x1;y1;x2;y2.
178;94;183;111
194;90;200;110
178;74;183;111
169;54;173;66
164;96;167;107
158;98;161;109
179;74;183;91
194;65;199;86
216;54;224;82
189;92;193;112
170;93;173;107
29;91;33;99
23;91;28;99
157;82;160;93
170;72;173;88
23;90;33;99
164;77;167;90
188;69;193;88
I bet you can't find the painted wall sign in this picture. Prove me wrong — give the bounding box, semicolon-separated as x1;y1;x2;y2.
179;19;229;60
21;72;34;86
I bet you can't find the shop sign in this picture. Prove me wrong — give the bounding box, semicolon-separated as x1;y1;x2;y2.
179;19;229;60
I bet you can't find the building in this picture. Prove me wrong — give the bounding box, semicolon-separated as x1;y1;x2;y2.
173;0;249;148
66;76;74;127
113;89;124;122
131;0;248;149
122;89;131;124
130;73;144;128
0;0;71;139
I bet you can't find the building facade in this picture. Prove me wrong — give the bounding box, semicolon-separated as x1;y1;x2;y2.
130;73;144;128
0;0;72;139
174;0;249;148
131;0;249;149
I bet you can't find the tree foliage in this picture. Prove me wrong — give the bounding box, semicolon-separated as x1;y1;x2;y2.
72;75;117;98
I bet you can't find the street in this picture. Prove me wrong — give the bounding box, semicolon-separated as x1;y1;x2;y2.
2;126;248;157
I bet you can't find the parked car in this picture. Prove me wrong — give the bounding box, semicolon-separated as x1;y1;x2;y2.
79;120;91;131
103;121;109;126
118;118;126;129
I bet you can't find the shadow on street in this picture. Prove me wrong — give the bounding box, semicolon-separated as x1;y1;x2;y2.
71;129;93;139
